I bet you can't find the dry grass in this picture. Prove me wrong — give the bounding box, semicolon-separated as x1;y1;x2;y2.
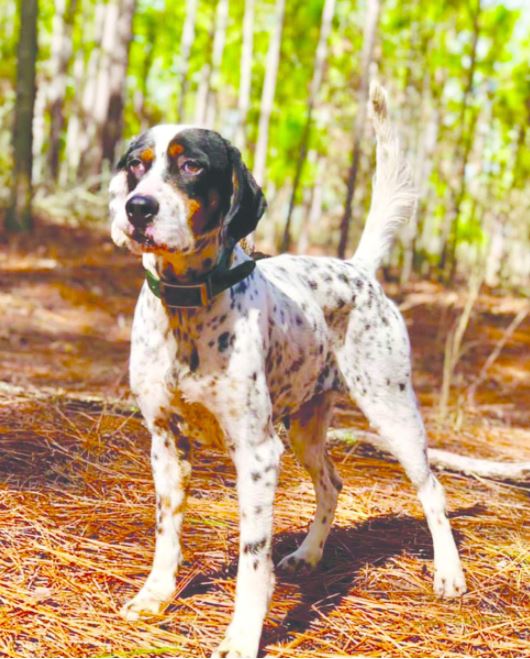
0;219;528;657
0;394;528;658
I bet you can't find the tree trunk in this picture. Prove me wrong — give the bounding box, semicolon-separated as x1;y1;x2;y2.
252;0;286;186
416;65;446;277
298;152;324;253
398;13;432;284
401;68;432;284
439;0;481;280
280;0;335;252
74;1;108;178
337;0;380;259
32;81;47;186
195;62;211;125
134;15;156;131
234;0;255;151
47;0;78;181
204;0;229;128
177;0;199;122
6;0;38;233
63;49;87;184
101;0;136;166
78;0;135;177
194;7;216;125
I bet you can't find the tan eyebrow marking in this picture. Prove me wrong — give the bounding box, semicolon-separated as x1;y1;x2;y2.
168;142;184;157
140;148;154;162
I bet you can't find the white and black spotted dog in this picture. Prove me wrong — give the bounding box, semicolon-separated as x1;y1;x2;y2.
109;83;466;658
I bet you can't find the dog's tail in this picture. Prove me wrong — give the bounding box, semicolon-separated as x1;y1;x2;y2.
351;82;417;274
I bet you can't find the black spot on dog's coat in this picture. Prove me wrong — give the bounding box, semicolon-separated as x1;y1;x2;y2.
218;331;231;352
190;347;199;371
243;538;267;555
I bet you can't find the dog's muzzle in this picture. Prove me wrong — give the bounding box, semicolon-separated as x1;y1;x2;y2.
126;194;160;229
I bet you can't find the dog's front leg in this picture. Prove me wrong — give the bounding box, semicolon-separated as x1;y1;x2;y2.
213;423;283;658
121;422;191;621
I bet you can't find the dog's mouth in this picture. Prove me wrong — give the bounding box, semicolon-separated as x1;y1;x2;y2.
131;228;157;248
129;228;175;255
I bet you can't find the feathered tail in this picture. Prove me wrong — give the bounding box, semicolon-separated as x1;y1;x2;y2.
352;82;417;273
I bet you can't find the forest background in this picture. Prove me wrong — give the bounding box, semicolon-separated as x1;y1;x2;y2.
1;0;529;289
0;2;529;657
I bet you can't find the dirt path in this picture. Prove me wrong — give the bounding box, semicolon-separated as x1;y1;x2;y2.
0;219;528;657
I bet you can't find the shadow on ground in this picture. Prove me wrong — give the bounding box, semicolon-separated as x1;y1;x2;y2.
170;505;484;655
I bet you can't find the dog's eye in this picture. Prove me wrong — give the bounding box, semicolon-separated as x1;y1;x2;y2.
180;160;203;176
128;158;146;178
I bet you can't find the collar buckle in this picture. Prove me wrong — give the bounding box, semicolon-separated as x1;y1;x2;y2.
198;279;212;306
159;278;213;308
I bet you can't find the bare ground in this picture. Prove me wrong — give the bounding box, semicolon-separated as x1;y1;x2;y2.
0;218;528;658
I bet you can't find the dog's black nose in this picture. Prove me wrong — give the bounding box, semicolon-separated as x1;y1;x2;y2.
125;195;160;228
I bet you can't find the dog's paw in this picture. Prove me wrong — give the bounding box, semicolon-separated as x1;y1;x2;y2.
434;564;467;599
120;588;172;621
277;548;321;574
211;630;259;658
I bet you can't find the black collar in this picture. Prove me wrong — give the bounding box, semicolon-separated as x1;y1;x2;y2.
145;247;256;309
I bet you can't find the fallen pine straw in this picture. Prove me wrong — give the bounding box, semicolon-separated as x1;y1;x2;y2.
0;393;528;658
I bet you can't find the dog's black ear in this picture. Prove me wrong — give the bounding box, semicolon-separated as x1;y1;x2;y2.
223;143;267;243
116;152;128;171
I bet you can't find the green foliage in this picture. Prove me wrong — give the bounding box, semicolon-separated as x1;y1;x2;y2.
1;0;529;284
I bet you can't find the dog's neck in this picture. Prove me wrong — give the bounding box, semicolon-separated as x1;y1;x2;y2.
143;244;249;344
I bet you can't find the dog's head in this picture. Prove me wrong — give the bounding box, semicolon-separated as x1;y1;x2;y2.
109;126;266;269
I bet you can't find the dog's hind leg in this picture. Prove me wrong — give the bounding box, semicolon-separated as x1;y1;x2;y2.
339;326;466;598
278;392;342;573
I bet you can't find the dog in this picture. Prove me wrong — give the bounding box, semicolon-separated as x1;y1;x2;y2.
109;83;466;658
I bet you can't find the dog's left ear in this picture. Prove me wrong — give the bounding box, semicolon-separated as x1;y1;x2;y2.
223;143;267;243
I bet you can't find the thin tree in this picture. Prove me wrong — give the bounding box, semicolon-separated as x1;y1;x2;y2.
400;70;437;284
78;0;136;176
47;0;79;181
298;152;324;253
205;0;229;127
134;15;157;131
101;0;137;165
280;0;336;252
234;0;255;150
398;8;432;284
67;1;106;181
253;0;286;186
440;0;482;281
6;0;38;232
195;0;229;127
337;0;380;259
177;0;199;122
195;6;215;125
